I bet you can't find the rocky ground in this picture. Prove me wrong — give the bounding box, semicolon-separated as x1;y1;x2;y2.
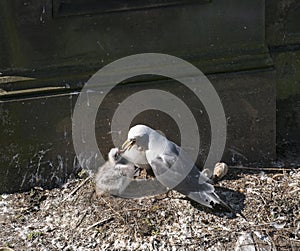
0;166;300;250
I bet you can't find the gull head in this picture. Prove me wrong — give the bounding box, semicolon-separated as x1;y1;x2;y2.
121;125;153;152
108;148;121;163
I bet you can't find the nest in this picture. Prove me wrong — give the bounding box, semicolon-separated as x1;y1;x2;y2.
1;166;299;250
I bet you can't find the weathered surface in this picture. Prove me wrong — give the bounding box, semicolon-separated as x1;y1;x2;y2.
0;0;279;193
0;0;271;78
266;0;300;166
0;93;78;193
266;0;300;46
272;50;300;166
0;70;275;193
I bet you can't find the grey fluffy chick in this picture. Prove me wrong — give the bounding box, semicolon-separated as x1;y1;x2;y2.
95;148;135;196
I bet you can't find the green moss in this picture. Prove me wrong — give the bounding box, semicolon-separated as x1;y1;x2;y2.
0;1;26;67
27;231;43;240
272;50;300;99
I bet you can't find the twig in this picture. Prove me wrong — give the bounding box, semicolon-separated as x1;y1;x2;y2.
289;188;300;194
269;237;278;251
100;197;125;222
75;209;89;228
86;217;114;230
62;177;91;202
229;166;299;172
244;222;273;229
272;173;285;179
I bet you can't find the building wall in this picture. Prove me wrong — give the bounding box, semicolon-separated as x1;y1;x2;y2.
266;0;300;165
2;0;296;192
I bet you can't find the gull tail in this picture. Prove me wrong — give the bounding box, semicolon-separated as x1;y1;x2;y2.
186;191;247;220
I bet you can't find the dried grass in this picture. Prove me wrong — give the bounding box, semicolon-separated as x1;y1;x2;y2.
1;167;299;250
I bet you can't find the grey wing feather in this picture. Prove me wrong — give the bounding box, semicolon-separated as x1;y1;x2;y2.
150;150;230;210
150;156;185;189
150;141;211;188
167;142;211;184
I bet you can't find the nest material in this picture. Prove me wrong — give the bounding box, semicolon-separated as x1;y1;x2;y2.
0;167;299;250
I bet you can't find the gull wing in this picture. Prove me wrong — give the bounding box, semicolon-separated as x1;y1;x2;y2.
150;154;185;189
150;151;231;210
149;140;211;189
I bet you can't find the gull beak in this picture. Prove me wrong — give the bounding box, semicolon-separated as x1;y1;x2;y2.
120;139;135;153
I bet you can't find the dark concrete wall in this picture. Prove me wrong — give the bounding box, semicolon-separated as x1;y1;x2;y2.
266;0;300;165
0;0;280;193
0;0;271;77
0;70;276;193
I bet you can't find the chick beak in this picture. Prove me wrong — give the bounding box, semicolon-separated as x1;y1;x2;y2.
120;139;135;153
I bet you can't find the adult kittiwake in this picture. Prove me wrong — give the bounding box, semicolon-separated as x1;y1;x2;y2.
121;124;234;212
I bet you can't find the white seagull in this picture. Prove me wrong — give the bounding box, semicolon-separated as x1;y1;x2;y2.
121;124;234;212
